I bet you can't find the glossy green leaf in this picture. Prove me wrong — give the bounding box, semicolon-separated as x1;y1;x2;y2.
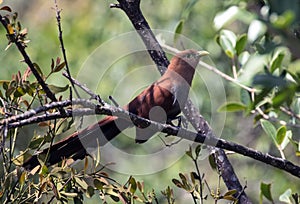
235;34;247;55
260;119;277;144
260;182;273;202
218;102;247;112
174;20;184;44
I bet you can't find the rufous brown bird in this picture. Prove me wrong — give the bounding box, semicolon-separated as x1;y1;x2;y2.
23;49;208;169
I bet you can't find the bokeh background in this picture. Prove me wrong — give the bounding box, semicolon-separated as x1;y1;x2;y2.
0;0;299;203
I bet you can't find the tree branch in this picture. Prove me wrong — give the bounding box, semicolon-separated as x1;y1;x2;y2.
2;96;300;179
111;0;251;202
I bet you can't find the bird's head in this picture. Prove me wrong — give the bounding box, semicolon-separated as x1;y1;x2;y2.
174;49;209;69
168;49;209;78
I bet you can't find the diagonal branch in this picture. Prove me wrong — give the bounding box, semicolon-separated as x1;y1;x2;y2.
111;0;251;202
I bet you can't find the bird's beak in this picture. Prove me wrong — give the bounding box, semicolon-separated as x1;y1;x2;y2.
198;50;209;57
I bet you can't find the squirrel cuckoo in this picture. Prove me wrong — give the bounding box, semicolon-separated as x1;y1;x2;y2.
23;49;208;169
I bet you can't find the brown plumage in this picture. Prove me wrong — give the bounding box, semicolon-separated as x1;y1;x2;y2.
23;49;208;169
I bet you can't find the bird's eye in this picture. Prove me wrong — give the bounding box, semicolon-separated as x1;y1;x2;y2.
186;53;193;58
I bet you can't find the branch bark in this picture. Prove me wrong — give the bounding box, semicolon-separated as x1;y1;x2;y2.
111;0;252;203
2;96;299;179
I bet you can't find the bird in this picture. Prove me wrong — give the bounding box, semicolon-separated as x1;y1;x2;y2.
23;49;209;169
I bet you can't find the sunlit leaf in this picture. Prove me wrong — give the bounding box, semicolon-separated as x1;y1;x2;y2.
248;20;267;43
19;171;26;186
219;30;237;58
12;151;32;166
280;130;292;150
279;188;292;203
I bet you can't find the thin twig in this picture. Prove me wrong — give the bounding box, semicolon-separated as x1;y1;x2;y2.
2;97;300;178
53;0;80;99
62;72;105;105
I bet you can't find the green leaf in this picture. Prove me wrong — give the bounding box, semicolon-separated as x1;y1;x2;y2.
213;6;254;30
208;154;217;170
280;130;292;150
260;119;277;144
260;182;273;202
48;84;69;94
86;186;94;198
271;10;295;29
128;176;137;194
174;20;184;43
240;89;251;107
235;34;247;56
218;102;247;112
279;188;292;203
272;86;295;108
219;30;237;58
270;51;285;73
276;126;287;145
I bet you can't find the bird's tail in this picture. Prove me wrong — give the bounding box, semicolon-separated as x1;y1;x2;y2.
23;116;131;170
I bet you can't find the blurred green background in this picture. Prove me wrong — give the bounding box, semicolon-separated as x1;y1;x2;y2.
1;0;299;203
